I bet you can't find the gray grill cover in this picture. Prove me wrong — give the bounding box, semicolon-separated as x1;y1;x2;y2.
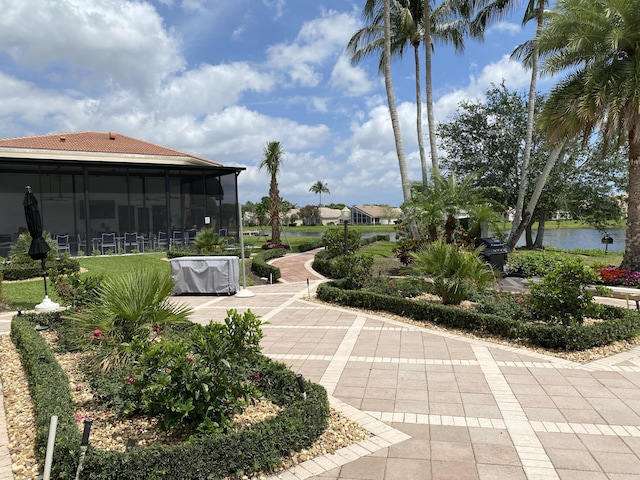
171;256;239;295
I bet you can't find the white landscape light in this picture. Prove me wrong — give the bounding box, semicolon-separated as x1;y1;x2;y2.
341;206;350;255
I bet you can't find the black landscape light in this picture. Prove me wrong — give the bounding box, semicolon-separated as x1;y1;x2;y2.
296;373;307;400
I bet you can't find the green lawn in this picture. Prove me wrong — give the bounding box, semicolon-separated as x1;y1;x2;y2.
2;252;255;311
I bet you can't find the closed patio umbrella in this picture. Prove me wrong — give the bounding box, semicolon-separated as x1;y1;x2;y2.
23;186;59;311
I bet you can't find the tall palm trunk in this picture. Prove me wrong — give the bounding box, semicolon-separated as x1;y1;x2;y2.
506;2;544;249
423;0;439;175
270;176;280;245
414;43;428;185
383;0;411;202
621;130;640;271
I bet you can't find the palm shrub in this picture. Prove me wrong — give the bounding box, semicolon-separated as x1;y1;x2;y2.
9;231;58;264
410;241;496;305
62;269;192;371
527;258;606;325
194;227;223;254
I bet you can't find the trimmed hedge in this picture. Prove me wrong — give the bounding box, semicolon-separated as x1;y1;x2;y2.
11;313;82;478
316;282;640;351
1;257;81;281
11;312;330;479
250;248;287;281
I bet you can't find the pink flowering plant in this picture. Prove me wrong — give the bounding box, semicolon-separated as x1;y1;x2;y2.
596;265;640;287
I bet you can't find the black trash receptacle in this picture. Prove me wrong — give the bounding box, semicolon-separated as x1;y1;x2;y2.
474;237;508;272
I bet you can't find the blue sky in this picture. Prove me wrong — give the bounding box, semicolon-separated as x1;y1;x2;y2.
0;0;549;208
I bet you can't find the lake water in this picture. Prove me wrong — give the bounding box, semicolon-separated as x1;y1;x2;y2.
284;227;625;253
513;227;625;253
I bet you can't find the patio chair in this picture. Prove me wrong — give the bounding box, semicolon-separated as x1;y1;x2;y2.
170;230;183;249
56;234;70;256
123;232;139;253
156;231;168;250
101;232;117;255
77;233;86;253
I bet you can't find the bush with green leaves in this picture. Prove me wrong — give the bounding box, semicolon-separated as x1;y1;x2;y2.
527;258;606;324
361;274;432;298
393;238;424;266
474;291;533;321
410;240;497;305
50;271;103;309
132;310;263;433
321;226;361;258
331;253;374;290
506;250;567;277
62;269;193;371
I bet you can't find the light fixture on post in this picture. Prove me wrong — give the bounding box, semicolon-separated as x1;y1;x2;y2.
340;206;351;255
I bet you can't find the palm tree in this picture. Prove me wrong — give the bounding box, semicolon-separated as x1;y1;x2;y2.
383;0;412;202
471;0;547;249
536;0;640;271
347;0;471;184
259;141;284;245
348;0;428;185
424;0;473;176
309;180;330;206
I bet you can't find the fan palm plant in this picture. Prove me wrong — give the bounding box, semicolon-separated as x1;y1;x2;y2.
63;269;193;371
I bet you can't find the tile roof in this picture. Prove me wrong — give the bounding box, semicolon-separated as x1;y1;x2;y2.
0;131;221;166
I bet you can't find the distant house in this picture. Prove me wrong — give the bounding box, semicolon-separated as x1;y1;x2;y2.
351;205;402;225
0;131;243;256
286;207;341;226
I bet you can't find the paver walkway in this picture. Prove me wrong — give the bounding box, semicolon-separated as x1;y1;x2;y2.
1;252;640;479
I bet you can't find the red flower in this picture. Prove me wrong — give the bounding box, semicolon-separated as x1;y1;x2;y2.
126;376;134;384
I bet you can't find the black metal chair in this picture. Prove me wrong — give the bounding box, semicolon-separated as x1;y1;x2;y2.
56;234;70;256
101;232;117;255
156;231;168;250
77;233;86;253
123;232;139;253
170;231;183;249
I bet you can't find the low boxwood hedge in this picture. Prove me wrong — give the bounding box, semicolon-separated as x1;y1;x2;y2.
11;312;330;479
316;281;640;351
1;257;81;281
250;248;287;281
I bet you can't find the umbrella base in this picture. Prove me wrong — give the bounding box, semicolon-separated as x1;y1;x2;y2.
35;296;61;312
234;288;255;298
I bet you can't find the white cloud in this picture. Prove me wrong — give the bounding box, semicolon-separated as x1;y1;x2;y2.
158;63;275;115
263;0;286;19
435;55;531;122
265;10;360;87
487;21;522;36
0;0;184;93
330;55;375;96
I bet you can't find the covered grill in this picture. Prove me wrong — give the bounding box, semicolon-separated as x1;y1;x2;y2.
474;237;508;273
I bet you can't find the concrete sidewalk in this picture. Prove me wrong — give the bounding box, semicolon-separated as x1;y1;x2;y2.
1;252;640;479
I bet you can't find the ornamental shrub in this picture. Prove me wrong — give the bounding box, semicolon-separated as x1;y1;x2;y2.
527;258;604;324
331;253;373;290
506;250;566;277
321;226;361;258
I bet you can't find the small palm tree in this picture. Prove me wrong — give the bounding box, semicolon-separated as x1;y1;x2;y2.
194;228;222;254
63;269;193;371
309;180;330;206
410;240;496;305
259;141;284;245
